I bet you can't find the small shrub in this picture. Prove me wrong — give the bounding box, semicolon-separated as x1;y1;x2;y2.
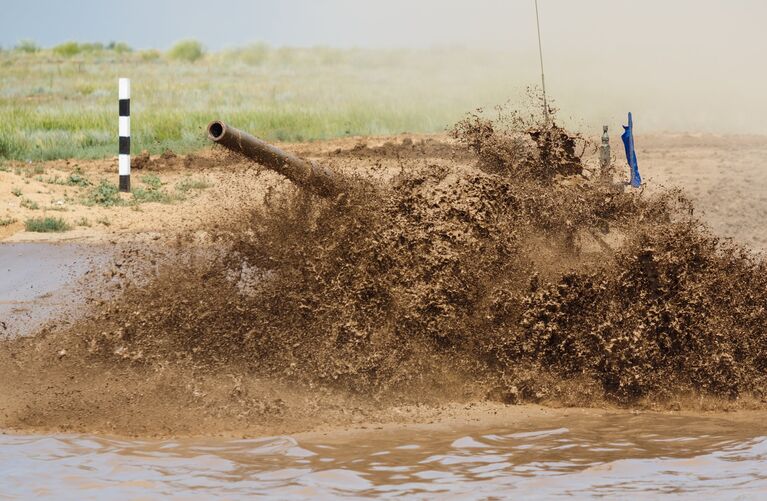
78;42;104;53
130;174;178;203
20;198;39;210
75;217;91;227
239;43;270;65
67;167;91;187
11;187;22;197
168;39;204;62
86;179;121;207
139;49;161;61
141;174;163;190
0;217;16;227
96;217;111;226
15;39;39;53
111;42;132;54
25;217;70;232
52;41;81;57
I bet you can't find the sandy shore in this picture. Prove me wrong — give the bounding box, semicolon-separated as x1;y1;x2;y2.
293;403;767;444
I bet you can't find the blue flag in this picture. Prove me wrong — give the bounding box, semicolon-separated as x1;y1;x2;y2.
621;112;641;188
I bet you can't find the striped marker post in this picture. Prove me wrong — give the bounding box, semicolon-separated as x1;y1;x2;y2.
118;77;131;192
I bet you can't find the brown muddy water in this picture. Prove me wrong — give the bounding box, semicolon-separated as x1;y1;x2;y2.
2;412;767;499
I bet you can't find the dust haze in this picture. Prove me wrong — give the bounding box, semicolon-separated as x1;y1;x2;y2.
2;0;765;134
380;0;767;135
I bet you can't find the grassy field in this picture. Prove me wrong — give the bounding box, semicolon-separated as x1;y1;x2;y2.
0;42;523;161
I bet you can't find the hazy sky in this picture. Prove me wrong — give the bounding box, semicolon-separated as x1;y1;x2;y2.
1;0;764;53
2;1;766;133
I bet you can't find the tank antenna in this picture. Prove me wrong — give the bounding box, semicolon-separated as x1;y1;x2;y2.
534;0;549;124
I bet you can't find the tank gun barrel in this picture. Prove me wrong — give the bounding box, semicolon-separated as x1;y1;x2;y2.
207;121;343;197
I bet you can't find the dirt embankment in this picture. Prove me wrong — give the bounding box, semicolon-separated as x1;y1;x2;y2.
2;112;767;438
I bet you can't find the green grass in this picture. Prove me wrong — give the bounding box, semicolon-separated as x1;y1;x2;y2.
176;176;212;193
141;174;163;190
44;167;92;187
131;187;176;204
66;167;91;187
85;179;121;206
82;175;190;206
0;43;522;161
131;174;179;203
24;216;70;232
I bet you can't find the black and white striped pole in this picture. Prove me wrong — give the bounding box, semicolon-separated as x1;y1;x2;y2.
118;77;130;192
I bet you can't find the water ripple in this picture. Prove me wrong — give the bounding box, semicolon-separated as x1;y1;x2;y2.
1;413;767;499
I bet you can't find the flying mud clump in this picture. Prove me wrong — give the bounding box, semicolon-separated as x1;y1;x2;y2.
19;108;767;410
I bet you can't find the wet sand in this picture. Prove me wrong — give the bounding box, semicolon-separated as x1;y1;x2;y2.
0;243;111;338
637;133;767;252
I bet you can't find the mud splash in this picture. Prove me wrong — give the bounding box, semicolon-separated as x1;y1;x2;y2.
2;108;767;435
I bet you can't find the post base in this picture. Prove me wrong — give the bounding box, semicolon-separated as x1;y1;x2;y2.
119;175;131;193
